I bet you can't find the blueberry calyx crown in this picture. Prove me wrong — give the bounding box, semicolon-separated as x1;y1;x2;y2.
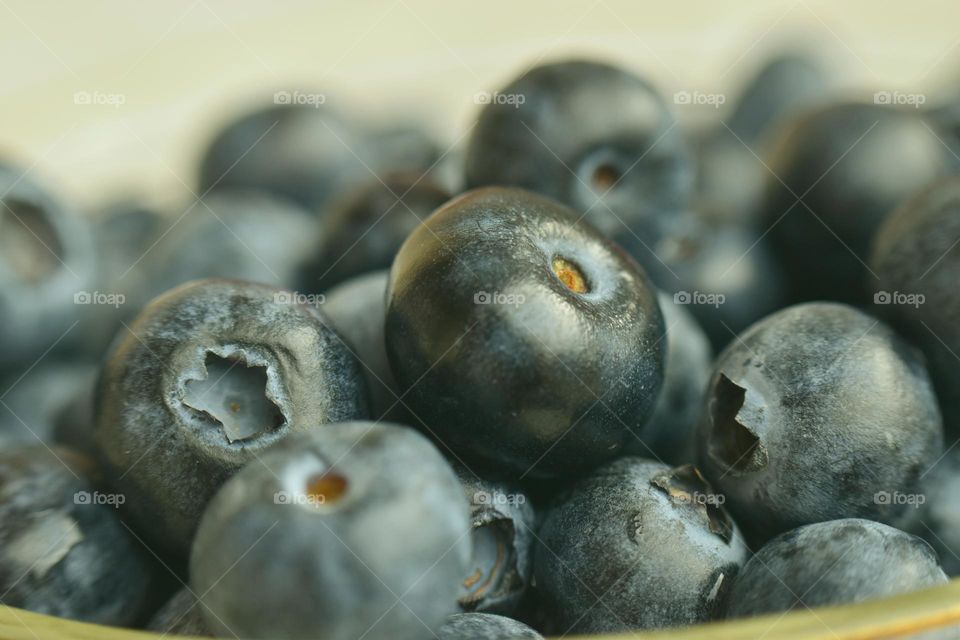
650;465;734;544
707;374;768;475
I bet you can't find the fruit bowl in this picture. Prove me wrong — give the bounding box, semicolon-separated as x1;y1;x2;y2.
2;579;960;640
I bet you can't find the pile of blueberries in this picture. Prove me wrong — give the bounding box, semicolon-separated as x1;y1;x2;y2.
3;50;960;640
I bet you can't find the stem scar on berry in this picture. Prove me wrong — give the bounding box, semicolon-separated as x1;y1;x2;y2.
551;256;589;294
591;163;620;191
650;465;733;543
304;471;349;506
0;201;62;283
184;352;285;443
707;374;767;474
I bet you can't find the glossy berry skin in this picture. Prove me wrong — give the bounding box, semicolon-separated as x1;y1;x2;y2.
627;291;712;465
0;164;95;368
456;467;536;615
0;446;163;625
95;278;368;557
535;458;747;634
303;173;451;291
871;177;960;432
143;190;319;300
464;60;693;253
761;102;956;304
191;422;471;640
697;303;943;545
438;613;543;640
146;588;211;637
385;187;665;478
320;270;406;422
726;519;947;617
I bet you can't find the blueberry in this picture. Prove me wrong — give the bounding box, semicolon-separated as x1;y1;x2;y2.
456;466;536;615
198;102;440;213
437;613;543;640
198;101;368;211
146;588;211;637
725;51;832;144
535;458;747;633
78;201;165;355
0;360;96;447
726;519;947;617
303;173;451;291
646;217;787;349
871;176;960;431
95;278;368;556
91;199;164;291
697;302;943;544
362;122;446;188
464;60;694;251
909;448;960;575
143;190;319;299
319;269;407;422
385;186;665;477
626;291;712;465
191;421;471;640
0;164;95;368
761;102;957;303
0;446;165;625
697;51;832;224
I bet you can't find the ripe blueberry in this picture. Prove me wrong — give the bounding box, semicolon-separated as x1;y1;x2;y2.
143;190;319;299
385;187;665;477
465;59;694;253
303;173;451;291
95;278;368;556
697;50;831;224
535;458;747;633
761;102;957;303
0;164;95;368
697;302;943;544
726;519;947;617
0;446;164;625
626;291;712;464
191;421;471;640
320;269;407;422
871;176;960;432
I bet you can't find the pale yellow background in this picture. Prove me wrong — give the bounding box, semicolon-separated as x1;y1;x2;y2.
1;0;958;210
